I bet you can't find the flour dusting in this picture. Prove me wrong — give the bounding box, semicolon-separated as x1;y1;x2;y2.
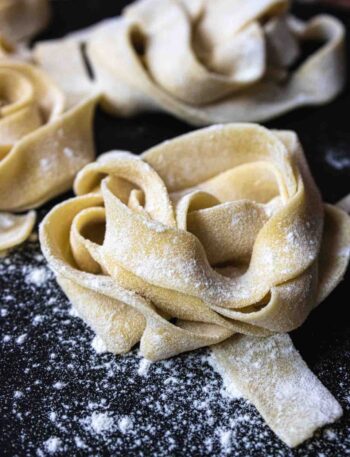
91;336;108;354
0;214;15;229
90;412;114;434
1;237;349;456
25;266;51;287
44;437;62;454
118;416;132;434
137;358;152;376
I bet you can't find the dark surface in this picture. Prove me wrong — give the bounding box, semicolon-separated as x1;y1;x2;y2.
1;1;350;456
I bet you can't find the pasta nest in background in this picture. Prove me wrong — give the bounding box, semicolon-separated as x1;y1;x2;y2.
35;0;346;124
0;60;97;252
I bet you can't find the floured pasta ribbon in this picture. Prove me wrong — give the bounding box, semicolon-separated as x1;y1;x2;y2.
0;60;98;253
34;0;345;124
0;0;49;43
40;124;350;447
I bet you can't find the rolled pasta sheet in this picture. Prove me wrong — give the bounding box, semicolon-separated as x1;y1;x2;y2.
34;0;345;124
40;124;350;446
0;60;98;252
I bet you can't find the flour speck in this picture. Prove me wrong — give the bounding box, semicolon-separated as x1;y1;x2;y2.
25;267;50;287
91;335;108;354
16;333;27;345
63;147;75;159
44;437;62;454
90;412;113;434
137;358;151;376
219;429;232;451
118;416;132;434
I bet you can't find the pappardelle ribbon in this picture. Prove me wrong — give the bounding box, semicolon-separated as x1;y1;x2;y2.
34;0;345;124
40;124;350;447
0;60;97;253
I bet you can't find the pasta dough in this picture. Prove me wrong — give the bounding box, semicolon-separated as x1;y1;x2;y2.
211;333;343;447
0;0;49;43
40;124;350;446
34;0;345;124
0;60;98;253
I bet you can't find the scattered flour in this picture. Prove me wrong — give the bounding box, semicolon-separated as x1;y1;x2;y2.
219;429;232;451
25;267;50;287
44;437;62;454
91;336;108;354
143;218;167;233
68;306;80;318
118;416;132;434
325;149;350;170
1;228;349;456
74;436;86;449
137;358;152;376
33;315;44;325
16;334;27;345
324;429;337;441
90;412;114;434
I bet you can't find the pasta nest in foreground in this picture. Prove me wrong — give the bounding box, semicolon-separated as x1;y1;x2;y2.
40;124;350;361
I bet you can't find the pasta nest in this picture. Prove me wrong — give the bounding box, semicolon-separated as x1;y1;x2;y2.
0;61;97;251
40;124;350;361
35;0;346;124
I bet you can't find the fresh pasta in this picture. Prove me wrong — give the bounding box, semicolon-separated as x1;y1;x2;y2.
0;60;97;252
40;124;350;446
35;0;345;124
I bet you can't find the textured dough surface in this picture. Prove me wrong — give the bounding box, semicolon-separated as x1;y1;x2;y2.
34;0;345;124
211;333;343;448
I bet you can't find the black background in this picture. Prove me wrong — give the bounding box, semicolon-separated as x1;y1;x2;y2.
1;1;350;456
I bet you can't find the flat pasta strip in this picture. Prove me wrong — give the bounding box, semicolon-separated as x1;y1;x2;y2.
34;0;345;124
211;334;342;448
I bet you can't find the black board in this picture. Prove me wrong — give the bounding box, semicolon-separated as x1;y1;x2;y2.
1;1;350;455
